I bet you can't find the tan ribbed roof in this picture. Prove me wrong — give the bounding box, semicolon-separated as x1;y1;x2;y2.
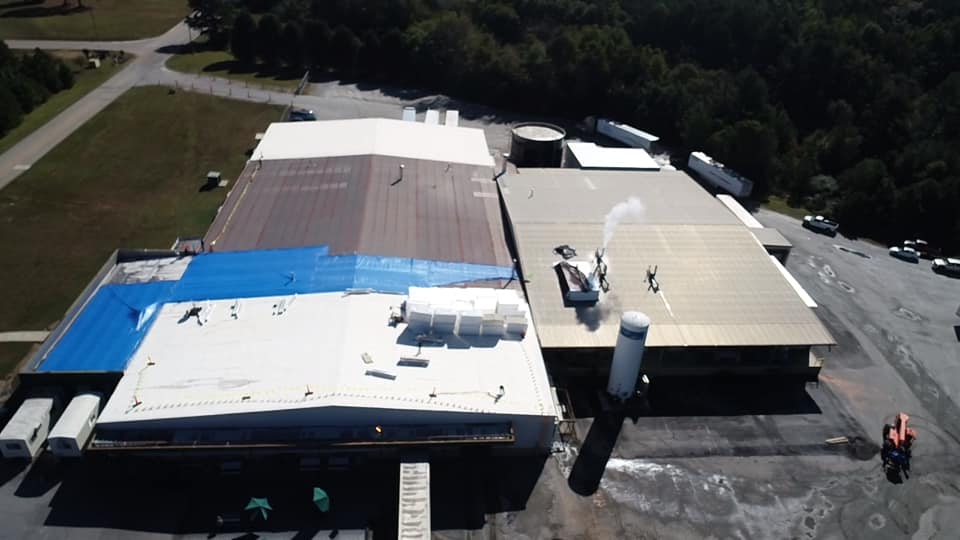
502;169;834;348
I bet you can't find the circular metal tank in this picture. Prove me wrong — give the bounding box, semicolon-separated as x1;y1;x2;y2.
607;311;650;400
510;122;565;167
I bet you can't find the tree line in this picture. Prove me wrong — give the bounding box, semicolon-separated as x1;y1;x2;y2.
187;0;960;252
0;42;75;138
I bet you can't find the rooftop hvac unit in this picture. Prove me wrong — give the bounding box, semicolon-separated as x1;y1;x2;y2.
554;249;607;304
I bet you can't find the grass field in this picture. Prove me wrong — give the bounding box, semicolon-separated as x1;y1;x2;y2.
0;0;187;41
0;86;280;360
0;51;125;155
166;48;306;92
0;343;33;380
763;195;810;220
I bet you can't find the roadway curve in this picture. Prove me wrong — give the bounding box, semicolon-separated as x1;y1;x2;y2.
0;22;191;191
0;21;512;191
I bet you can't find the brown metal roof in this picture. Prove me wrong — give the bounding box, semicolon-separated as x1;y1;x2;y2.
204;156;511;267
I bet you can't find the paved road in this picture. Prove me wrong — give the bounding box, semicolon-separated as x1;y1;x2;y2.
146;67;515;152
0;19;525;195
0;331;48;343
0;22;191;191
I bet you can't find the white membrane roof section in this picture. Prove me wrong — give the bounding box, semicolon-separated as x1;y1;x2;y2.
566;142;660;170
98;291;553;425
250;118;494;167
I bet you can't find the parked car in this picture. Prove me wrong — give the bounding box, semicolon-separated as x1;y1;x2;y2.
889;246;920;263
288;108;316;122
932;257;960;277
903;239;940;259
802;215;839;236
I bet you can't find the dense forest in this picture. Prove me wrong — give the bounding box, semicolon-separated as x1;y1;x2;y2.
0;43;75;137
188;0;960;252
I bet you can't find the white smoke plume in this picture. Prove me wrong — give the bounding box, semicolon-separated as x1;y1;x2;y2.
603;197;645;248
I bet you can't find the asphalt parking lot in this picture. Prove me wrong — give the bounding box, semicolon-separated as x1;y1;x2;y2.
446;209;960;539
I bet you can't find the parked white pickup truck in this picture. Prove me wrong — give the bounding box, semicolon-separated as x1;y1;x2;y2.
802;215;839;236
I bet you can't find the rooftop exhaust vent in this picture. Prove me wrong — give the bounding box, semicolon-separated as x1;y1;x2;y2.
554;248;608;304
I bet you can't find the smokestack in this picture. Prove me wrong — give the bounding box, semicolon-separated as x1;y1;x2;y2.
607;311;650;400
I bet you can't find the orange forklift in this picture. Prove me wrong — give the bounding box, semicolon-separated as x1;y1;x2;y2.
881;412;916;478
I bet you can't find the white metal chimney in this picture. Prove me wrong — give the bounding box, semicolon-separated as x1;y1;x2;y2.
607;311;650;400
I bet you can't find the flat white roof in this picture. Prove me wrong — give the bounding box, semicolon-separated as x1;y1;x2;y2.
716;194;763;228
98;291;554;427
250;118;494;167
566;142;660;170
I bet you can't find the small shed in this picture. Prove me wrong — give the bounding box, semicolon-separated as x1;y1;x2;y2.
206;171;222;186
48;393;101;458
0;398;54;459
87;57;101;69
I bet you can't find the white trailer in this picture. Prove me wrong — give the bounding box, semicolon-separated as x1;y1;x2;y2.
596;118;659;151
688;151;754;197
48;393;101;458
0;398;54;459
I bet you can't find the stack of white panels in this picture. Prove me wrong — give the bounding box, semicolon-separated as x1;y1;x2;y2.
481;315;506;336
403;287;530;337
458;311;483;335
431;308;458;334
505;315;529;336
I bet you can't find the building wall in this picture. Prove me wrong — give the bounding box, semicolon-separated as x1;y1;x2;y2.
95;406;557;453
544;345;817;378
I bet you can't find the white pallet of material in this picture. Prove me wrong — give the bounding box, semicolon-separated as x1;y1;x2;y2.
481;315;505;336
458;311;483;336
505;315;529;336
431;308;458;334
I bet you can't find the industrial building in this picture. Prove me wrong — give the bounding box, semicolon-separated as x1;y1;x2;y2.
204;118;508;266
499;168;833;377
19;245;556;454
1;116;836;540
6;118;558;461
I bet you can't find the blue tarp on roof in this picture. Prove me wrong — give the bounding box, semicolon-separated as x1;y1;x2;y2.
36;245;514;372
36;281;176;372
171;247;515;301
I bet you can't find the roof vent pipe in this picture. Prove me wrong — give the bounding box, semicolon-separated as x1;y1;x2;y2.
607;311;650;401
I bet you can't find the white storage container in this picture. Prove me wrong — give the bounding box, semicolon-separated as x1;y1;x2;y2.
48;393;101;458
1;398;54;460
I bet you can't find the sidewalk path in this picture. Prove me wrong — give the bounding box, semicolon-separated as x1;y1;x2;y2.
0;331;48;343
0;22;190;191
1;20;513;192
